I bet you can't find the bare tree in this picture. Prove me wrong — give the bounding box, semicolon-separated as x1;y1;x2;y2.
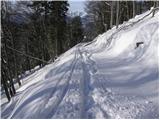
116;1;119;29
133;1;136;17
126;1;130;20
110;1;114;29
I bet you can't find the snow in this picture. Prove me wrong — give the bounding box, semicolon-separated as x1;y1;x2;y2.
1;10;159;119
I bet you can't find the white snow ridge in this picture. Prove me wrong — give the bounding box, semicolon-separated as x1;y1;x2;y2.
1;10;159;119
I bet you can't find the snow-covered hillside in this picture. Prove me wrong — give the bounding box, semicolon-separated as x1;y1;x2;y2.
1;9;159;119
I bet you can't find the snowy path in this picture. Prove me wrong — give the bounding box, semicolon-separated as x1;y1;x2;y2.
1;10;159;119
78;47;96;118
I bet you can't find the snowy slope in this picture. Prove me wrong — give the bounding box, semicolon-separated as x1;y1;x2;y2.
1;10;159;119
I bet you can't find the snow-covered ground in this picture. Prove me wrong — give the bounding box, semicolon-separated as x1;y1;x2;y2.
1;10;159;119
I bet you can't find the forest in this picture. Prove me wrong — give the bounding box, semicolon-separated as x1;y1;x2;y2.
1;1;158;102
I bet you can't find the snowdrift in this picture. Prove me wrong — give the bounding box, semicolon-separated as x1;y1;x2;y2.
1;10;159;119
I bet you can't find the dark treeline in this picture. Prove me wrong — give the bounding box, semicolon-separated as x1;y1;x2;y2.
1;1;84;101
1;1;158;101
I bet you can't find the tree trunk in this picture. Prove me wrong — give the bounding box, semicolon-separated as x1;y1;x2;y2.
55;27;58;57
5;25;21;86
102;13;106;31
2;58;11;102
116;1;119;29
25;39;31;71
42;18;51;60
2;25;16;97
110;1;114;29
4;43;16;96
126;1;129;20
70;23;72;48
2;78;11;101
12;36;21;86
133;1;136;17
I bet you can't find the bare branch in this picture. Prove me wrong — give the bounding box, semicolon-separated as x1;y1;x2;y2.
104;2;111;7
6;45;48;63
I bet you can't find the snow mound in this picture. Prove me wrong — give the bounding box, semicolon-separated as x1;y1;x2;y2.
1;10;159;119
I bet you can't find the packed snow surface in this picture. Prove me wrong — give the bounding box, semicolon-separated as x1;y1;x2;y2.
1;10;159;119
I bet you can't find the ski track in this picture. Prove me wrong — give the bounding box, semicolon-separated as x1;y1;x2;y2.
9;47;79;119
79;47;93;118
1;56;71;118
1;10;159;119
45;48;79;118
75;13;158;118
79;46;111;118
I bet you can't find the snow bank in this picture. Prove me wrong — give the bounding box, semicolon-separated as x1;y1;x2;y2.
1;10;159;119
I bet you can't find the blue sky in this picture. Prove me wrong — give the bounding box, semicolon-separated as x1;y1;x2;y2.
68;1;86;14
